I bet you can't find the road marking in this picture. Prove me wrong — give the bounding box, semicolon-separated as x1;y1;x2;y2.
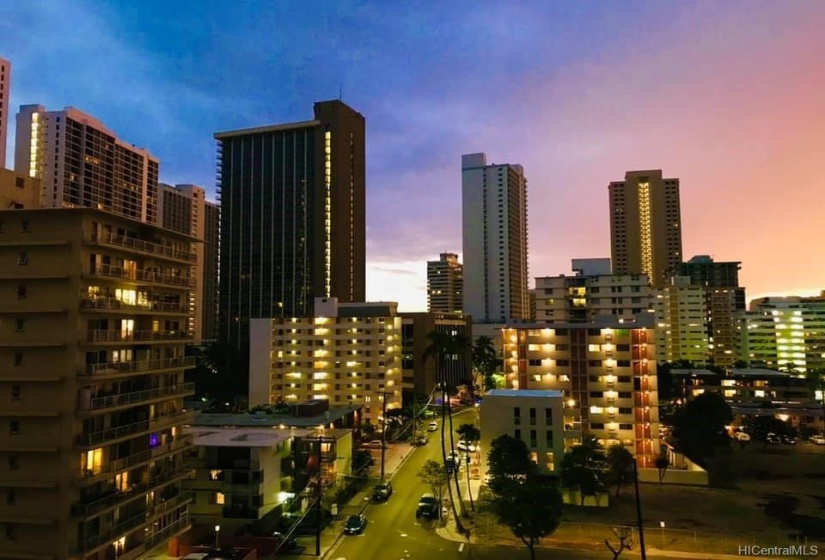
459;543;465;552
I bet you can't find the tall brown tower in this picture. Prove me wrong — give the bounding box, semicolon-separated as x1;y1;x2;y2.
609;170;682;288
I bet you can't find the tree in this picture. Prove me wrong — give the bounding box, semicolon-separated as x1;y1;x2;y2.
670;392;733;467
352;449;374;476
606;444;635;498
457;423;481;511
654;454;670;484
424;330;473;531
191;341;246;402
473;336;499;393
560;436;608;506
490;477;563;560
418;460;449;505
604;526;634;560
486;434;536;494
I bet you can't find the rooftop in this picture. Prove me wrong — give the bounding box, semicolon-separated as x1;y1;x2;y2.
503;314;656;329
190;404;360;428
730;368;793;377
183;427;297;448
672;369;718;377
485;389;565;399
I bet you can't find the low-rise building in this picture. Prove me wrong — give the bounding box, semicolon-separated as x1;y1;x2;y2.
0;168;40;209
672;368;812;404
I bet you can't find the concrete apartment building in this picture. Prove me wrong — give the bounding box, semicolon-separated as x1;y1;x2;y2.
15;105;160;224
609;170;682;289
653;276;709;364
248;297;402;424
674;256;746;368
739;294;825;374
0;168;40;209
501;317;660;466
158;183;220;342
461;152;529;323
215;100;366;380
399;311;473;401
0;207;198;560
479;389;566;475
535;263;652;323
0;57;10;169
426;252;463;314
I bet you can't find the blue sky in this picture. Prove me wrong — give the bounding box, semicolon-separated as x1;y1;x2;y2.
3;1;825;309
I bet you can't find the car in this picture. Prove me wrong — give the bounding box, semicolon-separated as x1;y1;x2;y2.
343;513;367;535
766;432;781;444
180;555;209;560
781;434;797;445
361;440;386;449
415;493;440;520
413;435;429;446
427;421;438;432
735;432;751;442
270;532;299;552
372;482;393;502
810;435;825;445
457;440;476;453
445;455;458;474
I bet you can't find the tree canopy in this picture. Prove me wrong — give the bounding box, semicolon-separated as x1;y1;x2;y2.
560;436;608;506
605;444;635;498
670;392;733;467
473;336;499;391
490;477;564;560
417;459;449;502
487;434;536;493
457;423;481;443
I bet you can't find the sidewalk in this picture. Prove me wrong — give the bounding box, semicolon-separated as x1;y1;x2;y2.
436;457;482;544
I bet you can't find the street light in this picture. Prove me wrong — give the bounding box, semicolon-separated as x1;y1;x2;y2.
660;521;666;549
215;525;221;547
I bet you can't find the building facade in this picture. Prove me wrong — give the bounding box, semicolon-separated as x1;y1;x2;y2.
609;170;682;289
653;276;709;364
501;318;660;466
479;389;566;475
0;168;40;209
248;298;402;424
674;256;746;368
0;57;10;169
0;207;197;560
15;105;160;224
534;268;652;324
461;152;529;323
158;183;220;342
215;100;366;379
426;252;463;314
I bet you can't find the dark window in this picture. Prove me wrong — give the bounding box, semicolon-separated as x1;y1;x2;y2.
7;456;18;469
10;386;20;401
6;491;14;505
514;429;521;440
13;353;22;366
545;408;553;424
546;430;554;447
9;420;20;435
16;286;25;299
529;430;537;447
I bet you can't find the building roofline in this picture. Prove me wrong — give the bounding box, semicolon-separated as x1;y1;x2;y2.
215;119;321;139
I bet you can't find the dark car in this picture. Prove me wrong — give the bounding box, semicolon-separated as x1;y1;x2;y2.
372;482;393;502
766;432;781;444
781;434;797;445
415;494;440;520
343;513;367;535
271;532;298;551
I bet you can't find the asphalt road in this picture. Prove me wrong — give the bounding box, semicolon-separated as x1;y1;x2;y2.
326;409;475;560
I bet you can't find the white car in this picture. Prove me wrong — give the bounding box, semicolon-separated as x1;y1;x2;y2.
457;440;476;453
810;435;825;445
427;421;438;432
362;440;386;449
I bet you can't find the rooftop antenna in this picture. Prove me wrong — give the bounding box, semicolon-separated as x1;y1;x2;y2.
338;83;343;100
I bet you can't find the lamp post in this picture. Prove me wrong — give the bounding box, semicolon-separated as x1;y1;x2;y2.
660;521;666;549
214;525;220;548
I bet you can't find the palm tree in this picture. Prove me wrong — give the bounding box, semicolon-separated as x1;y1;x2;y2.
424;330;472;531
472;335;497;394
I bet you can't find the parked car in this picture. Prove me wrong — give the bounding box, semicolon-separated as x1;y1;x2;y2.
427;421;438;432
735;432;751;442
445;456;457;475
457;440;476;453
413;435;429;446
372;482;393;502
781;434;797;445
415;494;440;520
180;555;208;560
765;432;782;444
343;514;368;535
361;440;386;449
810;435;825;445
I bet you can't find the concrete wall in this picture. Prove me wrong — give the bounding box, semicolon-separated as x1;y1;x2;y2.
637;461;709;486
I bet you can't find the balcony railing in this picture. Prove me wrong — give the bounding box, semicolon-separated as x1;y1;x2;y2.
83;356;196;377
80;383;195;412
80;296;190;314
77;507;190;553
71;464;194;518
85;231;196;263
76;411;192;447
91;263;195;288
79;436;193;480
85;329;194;344
143;512;192;549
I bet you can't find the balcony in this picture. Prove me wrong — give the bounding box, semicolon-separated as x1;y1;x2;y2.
82;356;196;378
85;329;195;344
143;511;192;550
79;383;195;413
84;231;196;263
77;506;190;554
90;263;195;288
78;435;193;482
76;411;193;448
71;464;194;518
80;296;190;315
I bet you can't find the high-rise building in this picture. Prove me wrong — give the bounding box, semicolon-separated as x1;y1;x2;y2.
158;183;220;342
501;317;660;466
248;298;401;424
739;294;825;374
216;100;366;378
461;152;529;323
535;262;652;323
0;207;197;560
426;252;463;313
0;57;10;169
609;170;682;289
653;276;709;364
15;105;159;223
674;255;745;367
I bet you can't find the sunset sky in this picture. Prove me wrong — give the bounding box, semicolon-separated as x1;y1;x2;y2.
3;1;824;311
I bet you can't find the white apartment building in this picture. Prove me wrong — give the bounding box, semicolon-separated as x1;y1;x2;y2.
15;105;159;223
248;297;403;423
534;266;652;323
653;276;709;364
501;318;660;466
461;152;529;323
479;389;566;475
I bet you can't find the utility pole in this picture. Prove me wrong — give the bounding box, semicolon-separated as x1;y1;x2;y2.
380;392;389;480
633;459;647;560
315;434;323;557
